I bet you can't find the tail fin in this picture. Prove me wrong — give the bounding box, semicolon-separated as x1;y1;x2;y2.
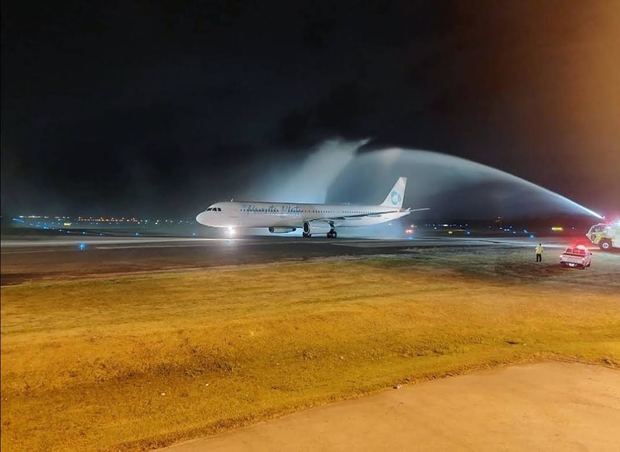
381;177;407;208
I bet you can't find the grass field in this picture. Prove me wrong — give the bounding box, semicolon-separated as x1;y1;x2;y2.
2;248;620;451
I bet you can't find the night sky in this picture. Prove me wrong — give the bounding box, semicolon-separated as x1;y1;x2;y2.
2;0;619;217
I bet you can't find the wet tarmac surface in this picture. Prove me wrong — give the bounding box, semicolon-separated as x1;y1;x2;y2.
0;235;595;285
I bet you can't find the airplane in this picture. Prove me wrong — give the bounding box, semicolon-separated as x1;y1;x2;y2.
195;177;428;238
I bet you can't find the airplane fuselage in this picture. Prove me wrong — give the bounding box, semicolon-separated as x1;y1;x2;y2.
196;201;410;229
196;177;422;237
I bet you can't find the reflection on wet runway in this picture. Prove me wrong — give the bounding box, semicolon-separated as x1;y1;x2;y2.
1;234;598;286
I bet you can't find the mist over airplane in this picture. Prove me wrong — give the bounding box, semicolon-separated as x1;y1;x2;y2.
196;177;428;238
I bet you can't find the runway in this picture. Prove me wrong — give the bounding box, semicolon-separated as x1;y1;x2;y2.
0;234;588;285
1;234;572;250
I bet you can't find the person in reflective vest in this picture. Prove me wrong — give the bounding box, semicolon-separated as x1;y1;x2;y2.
535;243;544;262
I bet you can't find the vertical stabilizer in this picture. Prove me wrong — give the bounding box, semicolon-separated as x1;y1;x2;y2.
381;177;407;208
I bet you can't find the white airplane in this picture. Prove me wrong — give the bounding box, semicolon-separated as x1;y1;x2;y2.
196;177;428;238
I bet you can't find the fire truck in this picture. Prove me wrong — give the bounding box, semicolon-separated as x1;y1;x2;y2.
586;222;620;251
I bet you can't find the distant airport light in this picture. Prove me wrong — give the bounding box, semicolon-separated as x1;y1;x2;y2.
551;226;564;232
78;243;87;251
227;226;236;237
405;228;413;234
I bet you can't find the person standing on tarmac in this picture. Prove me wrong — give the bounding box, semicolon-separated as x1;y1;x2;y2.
535;243;544;262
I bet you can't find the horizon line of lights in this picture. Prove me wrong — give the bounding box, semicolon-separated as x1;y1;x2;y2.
14;215;195;224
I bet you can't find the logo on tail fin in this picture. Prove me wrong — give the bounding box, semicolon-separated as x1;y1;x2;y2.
381;177;407;209
390;191;401;206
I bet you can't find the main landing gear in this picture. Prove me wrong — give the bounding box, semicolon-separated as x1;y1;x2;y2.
301;222;338;238
326;221;337;239
303;222;312;238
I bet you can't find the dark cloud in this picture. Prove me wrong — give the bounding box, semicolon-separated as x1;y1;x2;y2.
2;0;619;216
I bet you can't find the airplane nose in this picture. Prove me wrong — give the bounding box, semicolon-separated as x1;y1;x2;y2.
196;211;209;225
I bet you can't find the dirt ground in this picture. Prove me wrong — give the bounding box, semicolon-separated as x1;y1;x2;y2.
166;362;620;452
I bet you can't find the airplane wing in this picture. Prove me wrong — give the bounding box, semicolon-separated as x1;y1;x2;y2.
307;207;429;223
307;210;399;222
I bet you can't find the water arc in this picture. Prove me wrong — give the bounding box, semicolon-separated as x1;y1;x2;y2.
326;147;602;220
